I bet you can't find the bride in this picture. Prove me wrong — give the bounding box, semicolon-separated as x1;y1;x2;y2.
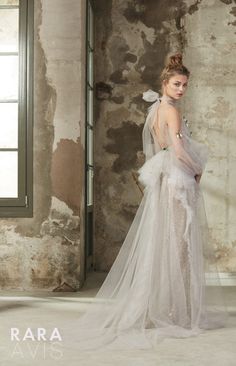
73;53;229;350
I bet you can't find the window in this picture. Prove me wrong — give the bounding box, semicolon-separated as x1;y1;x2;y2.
85;0;94;270
0;0;33;217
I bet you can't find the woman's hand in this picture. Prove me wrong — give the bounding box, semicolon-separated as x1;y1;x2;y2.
195;174;202;183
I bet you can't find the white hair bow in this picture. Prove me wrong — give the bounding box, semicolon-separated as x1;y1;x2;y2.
142;89;160;102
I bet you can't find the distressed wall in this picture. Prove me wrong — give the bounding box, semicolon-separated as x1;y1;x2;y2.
93;0;236;276
0;0;86;290
0;0;235;289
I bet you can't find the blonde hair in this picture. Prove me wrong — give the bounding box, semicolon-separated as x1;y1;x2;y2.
160;53;190;87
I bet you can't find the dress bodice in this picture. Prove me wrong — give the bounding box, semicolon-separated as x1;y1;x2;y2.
141;89;208;180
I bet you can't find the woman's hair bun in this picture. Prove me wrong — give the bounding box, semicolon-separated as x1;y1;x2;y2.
166;53;183;68
160;52;190;84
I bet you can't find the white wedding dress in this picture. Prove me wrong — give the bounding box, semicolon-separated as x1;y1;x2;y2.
73;90;229;351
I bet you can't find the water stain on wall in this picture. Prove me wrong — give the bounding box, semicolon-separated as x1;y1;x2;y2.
105;121;143;173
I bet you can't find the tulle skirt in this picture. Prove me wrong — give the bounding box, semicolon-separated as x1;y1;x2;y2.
70;150;228;351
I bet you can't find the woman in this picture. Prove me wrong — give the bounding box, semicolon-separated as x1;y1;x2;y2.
73;53;228;350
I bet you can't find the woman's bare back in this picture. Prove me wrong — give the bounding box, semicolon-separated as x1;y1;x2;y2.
153;101;182;150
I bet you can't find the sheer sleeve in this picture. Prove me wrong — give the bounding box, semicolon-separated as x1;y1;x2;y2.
166;107;208;177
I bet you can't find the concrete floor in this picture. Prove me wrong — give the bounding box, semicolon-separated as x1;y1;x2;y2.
0;271;236;366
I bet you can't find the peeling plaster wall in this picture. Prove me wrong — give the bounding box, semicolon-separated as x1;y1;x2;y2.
183;0;236;272
94;0;236;273
0;0;86;290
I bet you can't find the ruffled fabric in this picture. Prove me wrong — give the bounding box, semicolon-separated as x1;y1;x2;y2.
138;115;209;190
137;149;170;189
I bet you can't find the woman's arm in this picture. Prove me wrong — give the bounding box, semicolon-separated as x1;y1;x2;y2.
165;106;203;178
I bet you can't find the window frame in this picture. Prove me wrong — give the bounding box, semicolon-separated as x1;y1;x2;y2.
0;0;34;217
84;0;94;271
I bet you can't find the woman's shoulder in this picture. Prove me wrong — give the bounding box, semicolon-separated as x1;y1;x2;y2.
158;103;181;122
